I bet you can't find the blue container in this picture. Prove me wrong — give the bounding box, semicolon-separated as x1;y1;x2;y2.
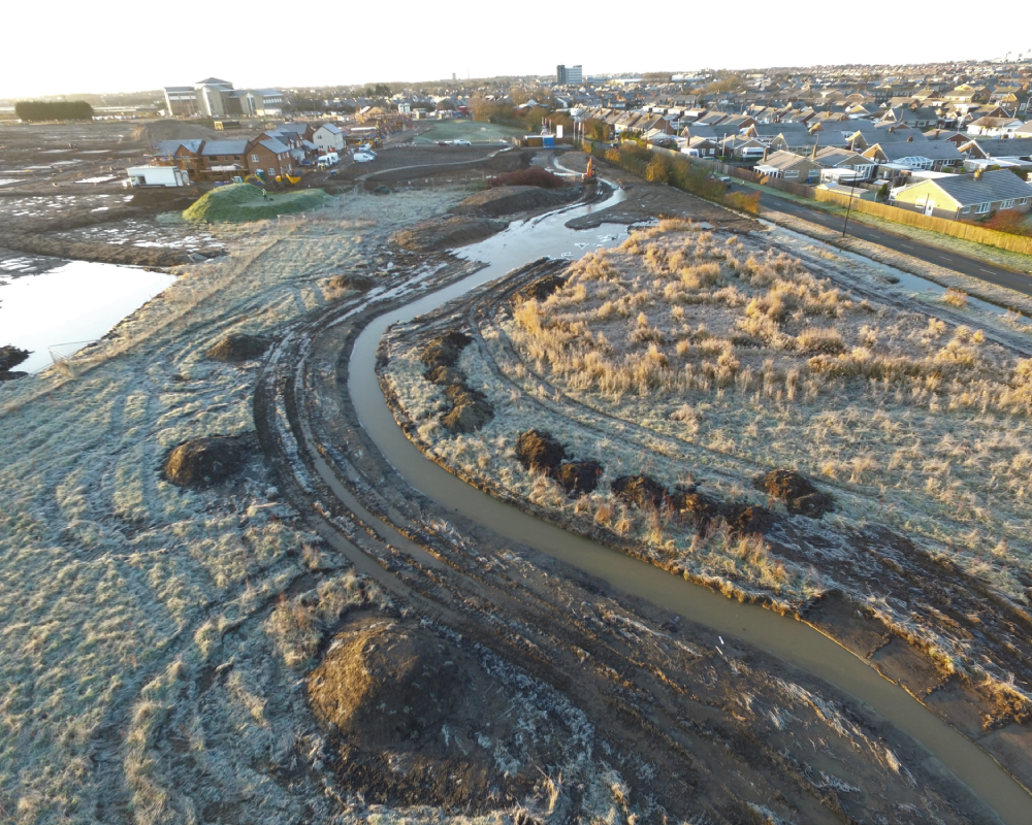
542;136;555;147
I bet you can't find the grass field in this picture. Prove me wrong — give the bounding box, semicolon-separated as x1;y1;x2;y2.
0;188;466;824
183;183;327;223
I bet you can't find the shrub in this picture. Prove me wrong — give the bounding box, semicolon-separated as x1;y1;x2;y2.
725;191;761;214
982;209;1032;237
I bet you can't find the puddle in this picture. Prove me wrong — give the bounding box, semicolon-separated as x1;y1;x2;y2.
74;175;119;184
0;178;20;186
0;261;175;372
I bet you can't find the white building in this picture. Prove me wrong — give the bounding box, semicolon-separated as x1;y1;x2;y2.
313;123;345;151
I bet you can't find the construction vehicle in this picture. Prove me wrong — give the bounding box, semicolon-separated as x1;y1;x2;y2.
275;173;301;185
583;156;597;184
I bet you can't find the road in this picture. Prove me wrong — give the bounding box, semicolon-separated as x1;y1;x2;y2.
731;183;1032;297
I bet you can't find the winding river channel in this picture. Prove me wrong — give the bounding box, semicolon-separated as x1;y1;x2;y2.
344;185;1032;823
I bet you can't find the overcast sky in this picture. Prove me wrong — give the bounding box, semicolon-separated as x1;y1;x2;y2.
4;1;1032;98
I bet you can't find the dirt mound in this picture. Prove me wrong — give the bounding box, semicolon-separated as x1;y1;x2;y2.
515;430;566;474
724;504;774;536
668;489;721;526
756;469;833;518
328;272;374;291
131;120;217;144
513;273;567;304
452;185;580;219
555;460;602;496
392;216;507;251
421;331;472;369
162;433;255;488
307;615;548;810
206;333;271;362
183;183;326;223
612;474;666;510
441;386;493;433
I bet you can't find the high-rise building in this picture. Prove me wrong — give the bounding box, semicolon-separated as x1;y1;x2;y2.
556;64;582;85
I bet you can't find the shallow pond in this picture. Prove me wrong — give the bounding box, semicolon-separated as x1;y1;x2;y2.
0;260;175;372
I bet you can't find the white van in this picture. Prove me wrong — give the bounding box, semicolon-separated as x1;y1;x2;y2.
317;152;339;166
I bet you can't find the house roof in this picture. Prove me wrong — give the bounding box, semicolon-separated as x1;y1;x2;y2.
961;137;1032;159
913;169;1032;206
868;141;963;161
814;147;870;167
276;122;309;134
316;123;343;134
257;138;291;155
756;150;817;171
157;139;202;155
200;140;250;156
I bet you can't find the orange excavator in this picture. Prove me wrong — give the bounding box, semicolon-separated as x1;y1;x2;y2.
583;156;597;184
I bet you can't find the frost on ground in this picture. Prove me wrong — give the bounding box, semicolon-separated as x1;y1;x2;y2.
381;218;1032;715
0;189;476;824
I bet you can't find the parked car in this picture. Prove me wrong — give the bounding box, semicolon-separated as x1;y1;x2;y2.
453;139;471;146
438;141;449;147
353;152;376;163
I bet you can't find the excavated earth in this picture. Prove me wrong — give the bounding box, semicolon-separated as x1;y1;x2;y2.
377;255;1032;800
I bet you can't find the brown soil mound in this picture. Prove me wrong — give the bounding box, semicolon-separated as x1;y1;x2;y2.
452;185;580;219
669;489;721;526
162;433;255;488
206;334;271;362
724;504;774;535
513;273;567;304
307;615;551;810
393;216;507;252
756;469;833;518
515;430;566;474
0;232;191;268
555;460;602;496
328;272;374;291
441;387;493;433
612;474;665;510
421;331;472;370
131;120;218;144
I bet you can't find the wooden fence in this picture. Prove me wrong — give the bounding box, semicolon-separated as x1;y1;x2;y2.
812;189;1032;255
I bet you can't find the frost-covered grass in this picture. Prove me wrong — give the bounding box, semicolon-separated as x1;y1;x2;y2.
0;189;464;824
385;222;1032;612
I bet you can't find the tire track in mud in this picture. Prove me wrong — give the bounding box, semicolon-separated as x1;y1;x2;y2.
252;260;1022;823
392;253;1032;805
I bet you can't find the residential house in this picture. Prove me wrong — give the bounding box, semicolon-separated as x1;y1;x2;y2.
247;137;294;182
812;146;876;181
754;150;822;183
862;139;964;172
681;136;721;158
958;137;1032;164
313;123;345;152
720;135;767;162
891;169;1032;219
199;139;249;182
966;116;1025;136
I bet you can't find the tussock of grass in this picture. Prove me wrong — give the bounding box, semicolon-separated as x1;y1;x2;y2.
183;183;327;223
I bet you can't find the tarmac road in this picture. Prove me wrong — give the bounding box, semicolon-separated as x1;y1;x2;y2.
731;182;1032;297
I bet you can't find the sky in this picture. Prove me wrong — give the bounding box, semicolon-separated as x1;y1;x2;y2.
3;1;1032;98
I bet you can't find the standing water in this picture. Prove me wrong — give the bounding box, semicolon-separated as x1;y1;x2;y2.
0;260;175;373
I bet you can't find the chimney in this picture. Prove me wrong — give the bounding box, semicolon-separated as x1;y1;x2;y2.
974;167;984;180
907;135;913;142
763;146;769;162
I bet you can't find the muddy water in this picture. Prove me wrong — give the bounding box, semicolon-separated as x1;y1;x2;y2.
347;190;1031;823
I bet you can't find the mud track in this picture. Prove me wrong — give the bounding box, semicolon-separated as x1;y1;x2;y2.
253;253;1020;822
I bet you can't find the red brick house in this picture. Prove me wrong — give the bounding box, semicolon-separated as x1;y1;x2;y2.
247;137;294;182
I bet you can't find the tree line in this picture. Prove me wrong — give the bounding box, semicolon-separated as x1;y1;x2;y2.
15;101;94;121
